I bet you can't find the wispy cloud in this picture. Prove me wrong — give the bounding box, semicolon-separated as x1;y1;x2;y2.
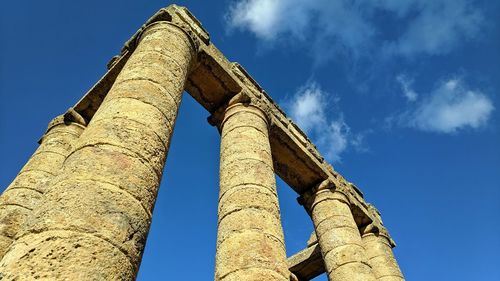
287;82;327;133
227;0;374;63
286;82;366;162
385;1;483;57
227;0;286;40
397;74;418;102
226;0;484;61
396;77;494;133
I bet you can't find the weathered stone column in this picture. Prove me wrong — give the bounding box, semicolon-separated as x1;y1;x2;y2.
0;20;197;280
361;206;404;281
301;179;376;281
214;96;289;281
0;111;85;259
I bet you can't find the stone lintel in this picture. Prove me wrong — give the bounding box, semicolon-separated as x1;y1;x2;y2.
363;204;397;247
73;4;210;124
73;50;131;123
287;243;324;281
190;50;379;227
69;4;383;230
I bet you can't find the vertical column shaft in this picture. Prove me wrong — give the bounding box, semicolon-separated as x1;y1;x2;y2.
215;103;289;281
309;188;376;281
0;116;85;258
362;232;404;280
0;21;196;280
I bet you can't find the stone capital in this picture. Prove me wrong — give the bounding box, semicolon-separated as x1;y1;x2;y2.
118;5;209;67
360;204;396;248
208;91;269;131
298;177;352;214
39;108;86;144
63;107;87;126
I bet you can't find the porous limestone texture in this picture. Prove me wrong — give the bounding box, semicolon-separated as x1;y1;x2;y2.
214;103;289;281
287;242;324;280
310;189;376;281
0;115;84;259
362;232;404;281
0;21;196;280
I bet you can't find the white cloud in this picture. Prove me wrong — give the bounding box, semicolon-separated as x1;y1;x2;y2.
317;117;350;163
226;0;484;60
400;78;494;133
227;0;285;40
387;1;484;56
286;82;366;162
397;74;418;102
226;0;375;63
288;82;326;132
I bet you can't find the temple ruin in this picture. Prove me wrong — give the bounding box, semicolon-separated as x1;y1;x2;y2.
0;5;404;281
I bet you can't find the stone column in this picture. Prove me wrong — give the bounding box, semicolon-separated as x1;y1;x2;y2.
214;97;289;281
361;206;404;281
301;179;376;281
0;112;85;259
0;20;197;280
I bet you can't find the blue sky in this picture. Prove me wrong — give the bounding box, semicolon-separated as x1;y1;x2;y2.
0;1;499;280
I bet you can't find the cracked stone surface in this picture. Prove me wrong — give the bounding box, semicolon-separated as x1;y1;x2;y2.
310;190;376;281
0;5;404;280
0;21;195;280
0;116;84;260
362;233;404;281
215;104;289;281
